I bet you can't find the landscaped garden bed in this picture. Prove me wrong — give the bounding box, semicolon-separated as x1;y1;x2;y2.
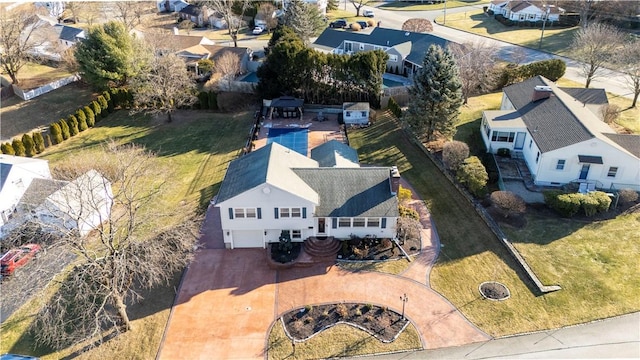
337;235;420;261
281;303;409;342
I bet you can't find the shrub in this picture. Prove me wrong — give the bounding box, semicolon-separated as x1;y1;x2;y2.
355;308;362;316
399;205;419;220
208;91;218;110
198;92;209;109
59;119;70;140
45;134;52;148
490;191;526;218
388;97;402;118
1;142;15;155
84;105;95;127
580;193;599;216
76;109;88;131
351;23;361;31
12;139;25;156
588;191;611;213
364;303;373;311
519;59;566;81
91;100;102;121
600;104;621;124
67;115;79;136
553;193;582;217
33;132;45;153
618;188;639;203
398;185;413;205
457;156;488;197
50;122;64;144
443;141;469;171
21;134;36;157
367;19;375;27
336;303;348;317
304;305;313;312
97;95;109;115
496;148;511;157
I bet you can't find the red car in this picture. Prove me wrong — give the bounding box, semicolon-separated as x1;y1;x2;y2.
0;244;41;277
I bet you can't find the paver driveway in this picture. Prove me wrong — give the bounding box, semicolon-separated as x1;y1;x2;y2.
158;193;489;359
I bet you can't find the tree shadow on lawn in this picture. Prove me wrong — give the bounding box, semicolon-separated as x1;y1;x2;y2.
521;27;578;55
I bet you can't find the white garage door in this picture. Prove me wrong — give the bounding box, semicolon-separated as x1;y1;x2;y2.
232;230;263;248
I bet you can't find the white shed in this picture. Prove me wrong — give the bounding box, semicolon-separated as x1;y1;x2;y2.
343;102;370;126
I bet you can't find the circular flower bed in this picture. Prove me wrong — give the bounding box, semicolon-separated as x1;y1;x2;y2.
479;281;510;301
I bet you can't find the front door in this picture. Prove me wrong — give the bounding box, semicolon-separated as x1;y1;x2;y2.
579;164;590;180
514;132;526;150
318;218;326;234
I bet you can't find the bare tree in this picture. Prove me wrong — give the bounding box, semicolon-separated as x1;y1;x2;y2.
131;51;197;122
31;142;199;350
449;41;499;103
204;0;250;47
60;2;101;26
215;51;240;90
600;104;621;124
613;38;640;108
396;216;421;245
490;191;526;218
402;18;433;33
0;4;53;84
569;23;623;88
113;1;153;30
179;19;195;35
349;0;372;17
257;2;278;33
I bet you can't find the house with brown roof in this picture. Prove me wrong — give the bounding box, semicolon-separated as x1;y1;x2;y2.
489;0;564;22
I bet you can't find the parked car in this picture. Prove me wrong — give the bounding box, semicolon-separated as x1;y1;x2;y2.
0;244;41;277
252;26;264;35
356;20;368;28
329;19;347;28
363;10;375;18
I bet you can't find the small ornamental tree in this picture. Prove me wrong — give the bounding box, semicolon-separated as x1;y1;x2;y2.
22;134;36;157
1;142;15;155
67;115;79;136
97;95;109;115
618;188;639;204
59;119;70;140
457;156;488;197
76;109;88;131
33;132;45;153
91;101;102;121
396;216;422;245
442;141;469;171
12;139;26;156
490;191;526;218
84;106;95;127
50;123;63;144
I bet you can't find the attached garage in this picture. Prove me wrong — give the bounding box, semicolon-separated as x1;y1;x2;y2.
231;230;264;248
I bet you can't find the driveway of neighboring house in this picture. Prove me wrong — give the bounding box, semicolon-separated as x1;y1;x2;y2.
158;181;489;359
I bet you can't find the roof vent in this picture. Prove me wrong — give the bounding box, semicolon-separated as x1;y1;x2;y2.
534;85;552;92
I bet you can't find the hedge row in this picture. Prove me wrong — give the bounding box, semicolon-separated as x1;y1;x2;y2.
543;190;612;217
1;88;132;157
498;59;567;88
195;91;218;110
388;97;402;118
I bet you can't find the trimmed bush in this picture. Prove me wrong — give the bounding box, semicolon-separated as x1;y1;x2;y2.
84;105;95;127
33;132;45;153
12;139;26;157
443;141;469;171
1;142;15;155
544;190;581;217
59;119;70;140
388;97;402;118
97;95;109;115
618;188;639;203
496;148;511;157
490;191;526;218
351;23;361;31
45;134;53;148
68;115;79;136
21;134;36;157
50;122;63;144
457;156;488;197
76;109;88;131
580;193;599;216
397;185;413;205
519;59;566;82
588;191;611;213
398;205;419;220
91;100;102;121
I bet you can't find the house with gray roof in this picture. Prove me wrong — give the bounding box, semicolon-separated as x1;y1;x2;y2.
489;0;564;22
53;24;85;48
481;76;640;190
214;142;399;248
312;27;451;76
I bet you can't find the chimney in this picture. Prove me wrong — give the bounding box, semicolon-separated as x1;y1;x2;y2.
532;85;552;102
389;166;400;195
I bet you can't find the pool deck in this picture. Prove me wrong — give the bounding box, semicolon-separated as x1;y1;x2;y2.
254;113;347;154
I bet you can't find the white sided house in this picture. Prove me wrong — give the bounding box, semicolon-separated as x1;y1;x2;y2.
489;0;564;22
0;155;52;227
215;141;399;249
481;76;640;190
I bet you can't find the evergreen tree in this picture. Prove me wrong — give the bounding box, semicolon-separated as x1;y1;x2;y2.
281;0;325;44
327;0;339;11
91;101;102;122
33;132;45;153
97;95;109;116
457;156;488;197
59;119;70;140
12;139;26;156
404;44;463;141
208;91;218;110
1;142;15;155
21;133;36;157
68;115;79;136
45;134;53;148
83;105;95;127
50;122;63;144
198;92;209;110
76;109;88;131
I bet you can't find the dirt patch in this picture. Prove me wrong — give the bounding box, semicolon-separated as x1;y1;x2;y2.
282;303;409;342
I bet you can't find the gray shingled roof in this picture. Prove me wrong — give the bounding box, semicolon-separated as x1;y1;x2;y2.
310;140;359;167
54;24;84;42
603;134;640;158
179;4;203;16
559;87;608;105
19;178;68;210
313;28;450;65
503;76;595;152
293;168;398;217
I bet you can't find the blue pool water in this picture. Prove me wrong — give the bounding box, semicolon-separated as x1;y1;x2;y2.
382;78;405;88
240;72;259;83
267;128;309;156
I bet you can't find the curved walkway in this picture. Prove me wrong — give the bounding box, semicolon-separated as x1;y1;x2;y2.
158;181;489;359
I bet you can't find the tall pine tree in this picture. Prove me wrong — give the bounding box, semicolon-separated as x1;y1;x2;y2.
281;0;325;44
404;45;462;141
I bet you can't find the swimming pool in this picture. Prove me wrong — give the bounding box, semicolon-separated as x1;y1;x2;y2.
382;78;406;88
267;128;309;156
239;72;259;83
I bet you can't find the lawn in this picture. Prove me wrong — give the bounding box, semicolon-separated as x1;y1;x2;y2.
0;109;254;359
0;82;96;141
436;10;578;56
380;0;489;11
2;62;74;91
348;111;640;337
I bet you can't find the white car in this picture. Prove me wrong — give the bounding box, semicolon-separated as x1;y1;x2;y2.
363;10;375;18
252;26;264;35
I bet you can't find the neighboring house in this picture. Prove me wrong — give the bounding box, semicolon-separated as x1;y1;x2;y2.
489;0;564;22
481;76;640;190
208;12;244;30
8;169;113;237
0;155;52;227
157;0;189;13
53;24;85;48
313;27;451;76
343;102;370;126
178;4;209;27
214;141;400;249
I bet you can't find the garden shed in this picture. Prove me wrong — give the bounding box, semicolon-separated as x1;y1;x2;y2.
343;102;370;126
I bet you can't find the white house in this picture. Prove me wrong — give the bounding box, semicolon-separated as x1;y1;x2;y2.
53;24;85;49
0;155;52;227
481;76;640;190
343;102;370;126
157;0;189;13
214;141;399;249
489;0;564;22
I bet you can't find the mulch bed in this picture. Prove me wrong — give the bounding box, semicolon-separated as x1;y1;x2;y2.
479;282;510;300
282;303;408;342
337;236;420;261
270;243;302;264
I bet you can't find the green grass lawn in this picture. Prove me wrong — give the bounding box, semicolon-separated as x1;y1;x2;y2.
436;10;578;56
1;62;74;90
380;0;489;11
348;111;640;337
0;109;254;359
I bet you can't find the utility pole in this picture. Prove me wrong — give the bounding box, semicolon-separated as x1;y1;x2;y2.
400;293;409;320
538;7;551;50
443;0;447;25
